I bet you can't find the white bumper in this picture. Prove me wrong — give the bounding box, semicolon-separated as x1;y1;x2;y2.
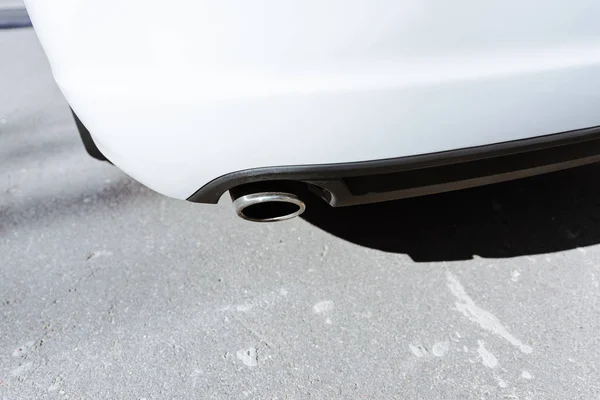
25;0;600;199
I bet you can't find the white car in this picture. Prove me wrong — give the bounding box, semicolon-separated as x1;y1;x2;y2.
25;1;600;222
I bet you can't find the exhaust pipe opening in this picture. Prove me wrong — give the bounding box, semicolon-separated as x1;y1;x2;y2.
233;192;306;222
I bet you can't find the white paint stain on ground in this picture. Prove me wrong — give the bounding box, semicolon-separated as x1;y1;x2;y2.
432;341;450;357
12;341;34;357
409;344;428;358
497;377;508;388
521;371;533;379
313;300;334;314
235;303;253;312
236;347;258;368
221;289;289;312
312;301;334;324
11;362;33;376
47;377;63;392
86;250;113;260
511;270;521;282
592;273;599;288
446;272;533;354
477;340;498;369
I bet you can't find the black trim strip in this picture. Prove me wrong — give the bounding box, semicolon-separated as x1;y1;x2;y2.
187;126;600;205
71;110;110;163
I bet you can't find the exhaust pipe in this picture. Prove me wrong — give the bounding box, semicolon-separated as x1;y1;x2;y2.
230;185;306;222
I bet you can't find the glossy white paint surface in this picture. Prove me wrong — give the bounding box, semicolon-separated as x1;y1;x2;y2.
25;0;600;199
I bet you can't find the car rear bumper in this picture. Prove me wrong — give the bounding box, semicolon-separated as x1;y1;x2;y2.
25;0;600;201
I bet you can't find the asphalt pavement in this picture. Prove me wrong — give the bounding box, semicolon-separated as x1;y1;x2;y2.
3;27;600;399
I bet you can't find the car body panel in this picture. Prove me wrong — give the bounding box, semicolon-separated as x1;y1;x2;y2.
25;0;600;199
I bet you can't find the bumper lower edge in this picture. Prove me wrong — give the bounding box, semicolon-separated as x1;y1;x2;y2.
190;125;600;207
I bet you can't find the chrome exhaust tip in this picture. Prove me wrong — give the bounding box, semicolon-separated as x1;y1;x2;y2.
232;192;306;222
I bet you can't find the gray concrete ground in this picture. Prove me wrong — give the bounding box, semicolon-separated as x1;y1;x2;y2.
0;0;24;8
3;28;600;399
